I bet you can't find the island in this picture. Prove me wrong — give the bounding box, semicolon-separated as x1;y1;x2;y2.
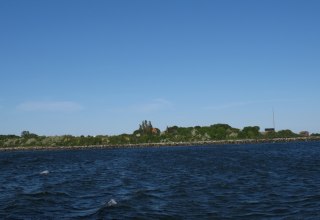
1;120;320;151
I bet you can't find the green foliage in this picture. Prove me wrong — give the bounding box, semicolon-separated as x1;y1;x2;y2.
208;124;232;140
132;120;161;144
239;126;261;139
138;120;153;135
21;131;38;139
0;123;314;148
264;131;277;139
276;130;298;138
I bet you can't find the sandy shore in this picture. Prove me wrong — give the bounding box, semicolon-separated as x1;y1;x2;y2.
1;136;320;152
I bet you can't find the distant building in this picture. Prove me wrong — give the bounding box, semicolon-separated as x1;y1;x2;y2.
151;128;160;135
299;131;309;137
265;128;275;132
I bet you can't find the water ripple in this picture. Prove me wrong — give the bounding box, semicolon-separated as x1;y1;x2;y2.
1;142;320;219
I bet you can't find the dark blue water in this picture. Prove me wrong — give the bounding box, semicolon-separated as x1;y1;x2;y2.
1;142;320;219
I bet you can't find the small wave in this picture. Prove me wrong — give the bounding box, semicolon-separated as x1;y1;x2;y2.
107;199;117;207
78;199;126;219
40;170;49;175
131;189;163;200
20;190;71;198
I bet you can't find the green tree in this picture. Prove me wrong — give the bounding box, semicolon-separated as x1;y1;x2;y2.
138;120;153;135
239;126;261;139
276;130;298;138
21;131;38;139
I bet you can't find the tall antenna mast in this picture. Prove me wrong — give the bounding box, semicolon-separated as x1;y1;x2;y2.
272;107;276;131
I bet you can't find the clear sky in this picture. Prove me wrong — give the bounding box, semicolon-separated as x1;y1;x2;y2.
1;0;319;136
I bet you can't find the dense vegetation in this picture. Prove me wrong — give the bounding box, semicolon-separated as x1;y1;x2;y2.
0;121;316;148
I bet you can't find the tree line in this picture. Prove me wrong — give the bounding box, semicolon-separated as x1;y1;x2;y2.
0;121;319;148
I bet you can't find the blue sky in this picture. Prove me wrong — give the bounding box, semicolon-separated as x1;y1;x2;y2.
1;0;320;136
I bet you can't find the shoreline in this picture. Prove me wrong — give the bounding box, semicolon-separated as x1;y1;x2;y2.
1;136;320;152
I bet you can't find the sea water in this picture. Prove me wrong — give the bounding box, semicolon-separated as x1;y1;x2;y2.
1;142;320;219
